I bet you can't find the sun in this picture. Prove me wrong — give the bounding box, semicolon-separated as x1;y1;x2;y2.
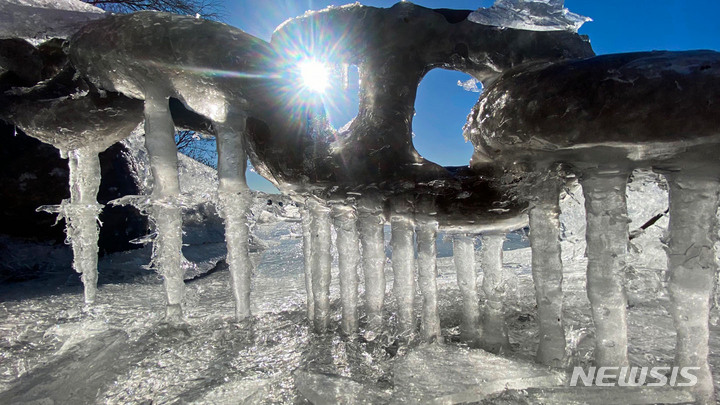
299;59;330;93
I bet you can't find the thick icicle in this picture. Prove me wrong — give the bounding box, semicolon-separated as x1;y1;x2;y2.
453;234;481;344
416;218;442;342
66;148;102;304
308;199;332;333
216;121;252;321
391;203;416;336
665;172;719;404
332;204;360;335
581;171;630;367
480;234;510;352
301;207;315;321
529;179;566;366
357;196;386;333
144;91;184;322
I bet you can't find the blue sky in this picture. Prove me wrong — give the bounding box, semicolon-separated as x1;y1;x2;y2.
220;1;720;193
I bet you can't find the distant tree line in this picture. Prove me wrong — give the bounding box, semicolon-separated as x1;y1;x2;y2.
82;0;224;19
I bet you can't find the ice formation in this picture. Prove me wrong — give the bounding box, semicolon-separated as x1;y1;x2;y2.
65;11;278;321
469;0;591;33
254;2;588;347
466;50;720;402
1;1;719;403
0;43;143;304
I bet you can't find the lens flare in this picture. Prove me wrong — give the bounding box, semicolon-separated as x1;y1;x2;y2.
299;59;330;93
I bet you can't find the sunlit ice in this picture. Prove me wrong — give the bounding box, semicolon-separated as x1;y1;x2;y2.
299;59;330;93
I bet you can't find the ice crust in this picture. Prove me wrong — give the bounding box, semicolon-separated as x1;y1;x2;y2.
469;0;591;32
0;0;106;40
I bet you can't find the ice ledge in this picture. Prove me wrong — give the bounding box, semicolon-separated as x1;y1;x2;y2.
0;0;106;41
469;0;591;32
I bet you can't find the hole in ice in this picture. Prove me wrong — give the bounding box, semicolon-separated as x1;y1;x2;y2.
412;69;480;167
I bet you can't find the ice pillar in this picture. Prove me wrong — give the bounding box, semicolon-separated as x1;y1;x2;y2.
301;208;315;321
453;234;481;344
529;180;566;366
357;197;386;333
308;199;332;333
66;148;102;304
416;217;441;342
332;204;360;335
391;203;416;336
665;172;719;404
581;171;630;367
144;91;184;322
480;234;510;352
216;121;252;321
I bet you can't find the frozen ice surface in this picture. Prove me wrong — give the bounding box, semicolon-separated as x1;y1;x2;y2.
392;344;565;402
469;0;591;32
295;370;391;404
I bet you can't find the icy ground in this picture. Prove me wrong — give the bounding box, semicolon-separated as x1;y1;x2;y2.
1;171;720;403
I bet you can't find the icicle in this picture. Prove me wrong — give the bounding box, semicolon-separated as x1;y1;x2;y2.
665;172;719;404
453;234;481;345
216;121;252;321
416;215;441;342
529;179;566;366
480;233;510;352
332;204;360;335
66;148;102;304
308;198;332;333
301;207;315;321
143;91;184;323
390;201;416;336
357;196;386;334
581;171;630;367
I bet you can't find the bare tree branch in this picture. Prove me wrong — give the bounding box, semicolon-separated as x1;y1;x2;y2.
82;0;225;20
175;130;217;168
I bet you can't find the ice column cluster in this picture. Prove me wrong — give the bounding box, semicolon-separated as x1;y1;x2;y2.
467;50;720;402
